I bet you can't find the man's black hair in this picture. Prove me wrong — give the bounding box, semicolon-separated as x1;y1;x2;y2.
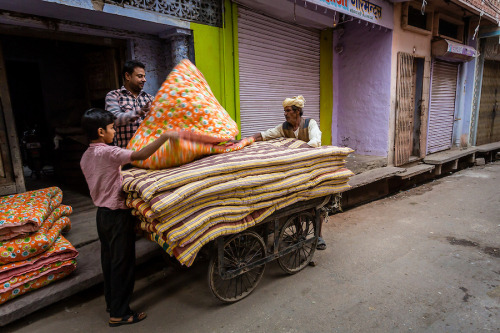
291;105;303;116
81;108;116;140
122;60;146;80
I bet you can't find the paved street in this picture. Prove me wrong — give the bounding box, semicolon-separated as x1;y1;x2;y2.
4;161;500;333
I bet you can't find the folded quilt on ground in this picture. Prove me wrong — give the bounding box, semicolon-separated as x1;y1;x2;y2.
127;59;252;169
0;258;76;305
0;235;78;290
0;205;72;264
0;187;63;241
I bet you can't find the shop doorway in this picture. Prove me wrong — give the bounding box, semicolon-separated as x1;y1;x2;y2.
394;53;425;166
412;57;425;157
476;60;500;145
427;59;459;154
0;34;124;194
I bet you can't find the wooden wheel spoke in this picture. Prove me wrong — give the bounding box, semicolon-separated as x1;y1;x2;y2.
278;212;317;274
209;231;266;303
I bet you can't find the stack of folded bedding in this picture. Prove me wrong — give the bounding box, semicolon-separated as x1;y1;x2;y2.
0;187;78;304
123;138;354;266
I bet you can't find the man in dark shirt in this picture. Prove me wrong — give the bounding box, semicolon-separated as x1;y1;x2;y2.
105;60;154;148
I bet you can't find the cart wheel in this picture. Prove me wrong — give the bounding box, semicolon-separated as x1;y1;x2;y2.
208;231;266;303
277;212;317;274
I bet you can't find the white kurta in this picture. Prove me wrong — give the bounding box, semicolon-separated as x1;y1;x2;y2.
260;119;322;147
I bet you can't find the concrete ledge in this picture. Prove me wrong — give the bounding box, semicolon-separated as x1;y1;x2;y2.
396;164;435;180
344;154;387;175
475;142;500;162
423;147;478;164
347;167;405;189
475;141;500;153
0;238;161;327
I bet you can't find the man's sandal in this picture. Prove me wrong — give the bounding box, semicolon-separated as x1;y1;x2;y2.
316;237;327;250
109;312;147;327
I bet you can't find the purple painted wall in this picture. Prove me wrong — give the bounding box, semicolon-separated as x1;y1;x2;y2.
333;22;393;156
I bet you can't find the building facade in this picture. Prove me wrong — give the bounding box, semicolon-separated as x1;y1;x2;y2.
0;0;225;194
390;0;500;166
0;0;498;196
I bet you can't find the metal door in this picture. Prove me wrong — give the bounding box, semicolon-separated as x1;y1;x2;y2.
427;59;459;154
476;60;500;145
237;6;321;137
394;52;415;166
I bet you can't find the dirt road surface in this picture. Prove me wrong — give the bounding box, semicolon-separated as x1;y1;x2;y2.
5;162;500;332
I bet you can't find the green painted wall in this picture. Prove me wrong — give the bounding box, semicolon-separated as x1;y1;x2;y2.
320;29;333;146
191;23;224;102
190;0;239;130
192;3;331;143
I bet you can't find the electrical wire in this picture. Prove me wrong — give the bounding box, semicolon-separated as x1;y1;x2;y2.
421;0;427;15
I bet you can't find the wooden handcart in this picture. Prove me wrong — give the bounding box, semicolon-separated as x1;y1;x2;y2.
207;193;342;303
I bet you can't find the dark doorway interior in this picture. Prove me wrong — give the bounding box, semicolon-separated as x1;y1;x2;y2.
1;35;123;193
5;60;50;179
412;57;425;158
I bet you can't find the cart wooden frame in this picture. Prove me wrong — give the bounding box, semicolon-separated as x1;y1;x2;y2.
207;194;340;303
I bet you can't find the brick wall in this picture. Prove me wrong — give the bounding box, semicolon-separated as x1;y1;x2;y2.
461;0;500;22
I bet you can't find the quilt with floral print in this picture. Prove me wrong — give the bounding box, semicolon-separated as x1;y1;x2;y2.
0;205;72;264
0;187;63;241
127;59;253;169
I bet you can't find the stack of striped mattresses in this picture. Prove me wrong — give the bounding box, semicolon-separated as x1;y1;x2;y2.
0;187;77;304
123;138;353;266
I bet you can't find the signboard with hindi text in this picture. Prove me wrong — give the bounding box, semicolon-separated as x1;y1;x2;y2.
292;0;394;29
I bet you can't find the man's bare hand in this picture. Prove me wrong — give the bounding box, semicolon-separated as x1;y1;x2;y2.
130;114;140;122
130;102;151;123
139;102;151;116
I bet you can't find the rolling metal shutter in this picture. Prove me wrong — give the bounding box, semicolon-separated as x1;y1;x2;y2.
427;59;459;154
237;6;321;137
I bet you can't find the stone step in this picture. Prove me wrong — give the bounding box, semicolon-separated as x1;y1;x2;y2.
347;166;405;189
396;164;435;180
423;147;478;165
475;141;500;153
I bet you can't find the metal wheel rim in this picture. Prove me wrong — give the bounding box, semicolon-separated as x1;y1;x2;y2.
208;231;266;303
277;212;317;274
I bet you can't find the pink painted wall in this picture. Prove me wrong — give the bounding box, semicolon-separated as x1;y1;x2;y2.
333;22;393;156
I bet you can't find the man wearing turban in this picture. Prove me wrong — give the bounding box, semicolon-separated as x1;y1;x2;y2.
252;96;322;148
251;96;326;250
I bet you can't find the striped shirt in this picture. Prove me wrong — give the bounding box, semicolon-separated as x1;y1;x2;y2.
105;86;154;148
80;143;133;210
